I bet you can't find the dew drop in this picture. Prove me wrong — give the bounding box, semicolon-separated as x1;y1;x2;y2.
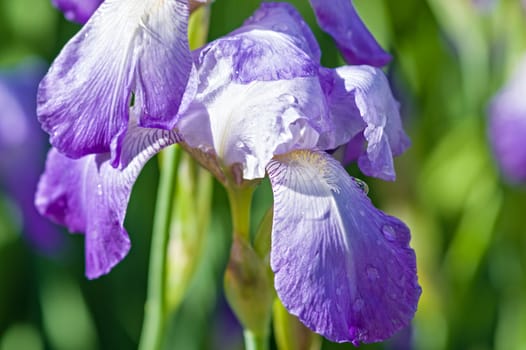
366;265;379;281
272;23;289;31
382;224;397;241
352;298;364;312
96;183;103;196
280;93;298;105
352;178;369;194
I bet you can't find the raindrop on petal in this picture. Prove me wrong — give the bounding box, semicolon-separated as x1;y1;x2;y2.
352;178;369;194
366;265;379;281
382;224;397;241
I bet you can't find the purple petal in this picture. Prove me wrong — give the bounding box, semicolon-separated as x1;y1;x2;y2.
242;2;321;62
267;150;420;344
51;0;103;24
488;57;526;182
193;3;319;84
38;0;193;163
309;0;391;67
0;59;62;252
35;120;179;278
322;66;410;181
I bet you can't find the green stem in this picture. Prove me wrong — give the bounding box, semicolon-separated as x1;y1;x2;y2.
139;145;180;350
226;186;254;240
244;330;270;350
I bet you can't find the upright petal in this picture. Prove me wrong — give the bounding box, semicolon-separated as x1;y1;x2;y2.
241;2;321;63
35;120;179;278
309;0;391;67
181;4;331;180
267;150;420;344
38;0;193;163
52;0;103;24
193;2;319;85
322;66;410;180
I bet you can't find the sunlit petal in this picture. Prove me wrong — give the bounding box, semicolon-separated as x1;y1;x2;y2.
267;150;420;344
38;0;193;163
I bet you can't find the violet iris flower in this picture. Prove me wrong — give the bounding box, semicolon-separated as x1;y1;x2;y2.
38;0;195;164
489;56;526;183
36;2;420;345
0;60;62;252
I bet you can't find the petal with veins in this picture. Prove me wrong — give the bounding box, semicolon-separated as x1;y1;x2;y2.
38;0;193;163
35;120;179;278
267;150;420;344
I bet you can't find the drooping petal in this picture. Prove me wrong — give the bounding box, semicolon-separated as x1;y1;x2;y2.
241;2;321;63
0;59;62;252
309;0;391;67
38;0;193;163
52;0;103;24
267;150;420;345
321;66;410;180
35;120;179;278
488;56;526;183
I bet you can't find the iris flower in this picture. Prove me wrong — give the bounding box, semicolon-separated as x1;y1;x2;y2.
36;2;420;345
488;56;526;183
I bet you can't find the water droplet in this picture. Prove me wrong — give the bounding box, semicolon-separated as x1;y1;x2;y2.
280;93;298;105
272;23;289;31
366;266;379;281
352;178;369;194
336;287;342;296
382;224;397;241
96;184;103;196
352;298;364;312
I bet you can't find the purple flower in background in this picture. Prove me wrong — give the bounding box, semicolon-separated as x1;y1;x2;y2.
0;59;62;252
308;0;391;67
52;0;103;23
38;0;195;164
36;1;420;344
489;56;526;183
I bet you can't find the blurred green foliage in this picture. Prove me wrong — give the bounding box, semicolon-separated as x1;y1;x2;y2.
1;0;526;349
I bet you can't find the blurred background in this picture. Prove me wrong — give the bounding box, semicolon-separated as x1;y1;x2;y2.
1;0;526;349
